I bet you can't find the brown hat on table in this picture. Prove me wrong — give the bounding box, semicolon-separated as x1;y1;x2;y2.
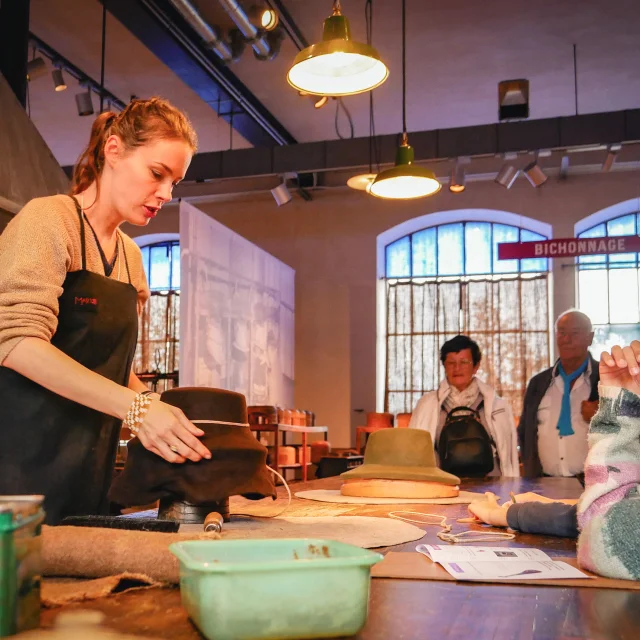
108;387;276;507
340;428;460;485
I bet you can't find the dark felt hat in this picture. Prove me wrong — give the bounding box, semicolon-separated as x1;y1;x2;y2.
108;387;276;507
340;429;460;485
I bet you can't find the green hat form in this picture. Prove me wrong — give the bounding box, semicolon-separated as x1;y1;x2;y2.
341;428;460;485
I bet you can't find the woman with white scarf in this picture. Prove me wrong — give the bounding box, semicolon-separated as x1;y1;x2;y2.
408;335;520;477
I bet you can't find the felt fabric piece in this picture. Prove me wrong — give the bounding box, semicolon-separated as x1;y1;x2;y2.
42;574;161;607
340;429;460;485
41;525;220;583
181;516;426;548
109;387;276;507
371;552;640;590
294;489;483;505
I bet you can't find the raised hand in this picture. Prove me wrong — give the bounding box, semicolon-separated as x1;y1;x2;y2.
599;341;640;396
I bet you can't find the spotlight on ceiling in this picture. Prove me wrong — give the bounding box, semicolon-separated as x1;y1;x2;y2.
495;164;520;189
248;4;279;31
52;68;67;92
26;57;47;82
347;173;376;191
271;182;292;206
75;90;94;117
602;147;618;172
498;79;529;121
449;164;466;193
524;161;548;187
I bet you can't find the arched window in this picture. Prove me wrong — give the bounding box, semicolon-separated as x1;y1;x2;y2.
135;239;180;391
382;219;551;418
577;209;640;357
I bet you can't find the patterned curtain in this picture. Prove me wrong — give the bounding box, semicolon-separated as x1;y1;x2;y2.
134;290;180;393
385;275;550;419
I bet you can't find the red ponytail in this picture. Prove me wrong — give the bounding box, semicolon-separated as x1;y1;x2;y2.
70;97;198;197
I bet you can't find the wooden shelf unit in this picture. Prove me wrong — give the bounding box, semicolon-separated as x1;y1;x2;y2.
249;423;329;482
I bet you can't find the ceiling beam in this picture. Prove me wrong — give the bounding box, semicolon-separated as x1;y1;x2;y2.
169;108;640;181
62;109;640;181
100;0;296;147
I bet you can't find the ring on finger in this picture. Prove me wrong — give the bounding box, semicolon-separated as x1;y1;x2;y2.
170;444;179;453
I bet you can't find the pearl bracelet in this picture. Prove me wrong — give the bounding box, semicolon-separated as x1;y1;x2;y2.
124;392;153;435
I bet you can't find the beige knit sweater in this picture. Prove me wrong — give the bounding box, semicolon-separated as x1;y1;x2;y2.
0;194;150;365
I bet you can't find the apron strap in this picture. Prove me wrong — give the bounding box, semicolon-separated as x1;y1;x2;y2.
70;196;87;271
118;232;132;285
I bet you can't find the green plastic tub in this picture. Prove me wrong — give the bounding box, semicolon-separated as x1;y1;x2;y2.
169;538;383;640
0;495;45;638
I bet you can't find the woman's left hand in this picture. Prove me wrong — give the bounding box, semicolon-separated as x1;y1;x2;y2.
467;492;509;527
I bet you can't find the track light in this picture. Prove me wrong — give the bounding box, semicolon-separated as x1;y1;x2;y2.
347;173;377;191
26;57;47;82
524;161;547;187
75;90;94;116
449;164;466;193
602;148;617;172
248;4;279;31
559;155;570;180
495;164;520;189
271;182;292;206
52;68;67;92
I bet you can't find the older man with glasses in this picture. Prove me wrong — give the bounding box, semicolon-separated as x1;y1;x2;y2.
518;310;599;479
409;334;519;477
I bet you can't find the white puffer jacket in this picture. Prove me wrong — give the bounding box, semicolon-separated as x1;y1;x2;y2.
408;377;520;477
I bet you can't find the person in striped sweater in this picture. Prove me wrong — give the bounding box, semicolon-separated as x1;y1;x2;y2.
577;340;640;581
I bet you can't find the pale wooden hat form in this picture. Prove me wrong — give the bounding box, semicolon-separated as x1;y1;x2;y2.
340;429;461;499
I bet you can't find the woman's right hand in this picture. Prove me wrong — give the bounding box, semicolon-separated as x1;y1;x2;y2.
600;341;640;396
136;400;212;464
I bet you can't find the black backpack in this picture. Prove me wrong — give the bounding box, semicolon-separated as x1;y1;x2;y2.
437;405;494;478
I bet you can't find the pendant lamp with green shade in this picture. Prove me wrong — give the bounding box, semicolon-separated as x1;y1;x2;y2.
287;0;389;97
368;0;441;200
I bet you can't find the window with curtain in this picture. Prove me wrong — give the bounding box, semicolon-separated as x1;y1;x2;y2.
134;241;181;392
577;211;640;358
385;222;551;419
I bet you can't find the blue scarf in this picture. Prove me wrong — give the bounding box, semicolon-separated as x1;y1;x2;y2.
556;357;590;436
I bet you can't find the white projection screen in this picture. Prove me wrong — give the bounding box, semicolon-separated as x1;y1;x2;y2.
179;201;294;407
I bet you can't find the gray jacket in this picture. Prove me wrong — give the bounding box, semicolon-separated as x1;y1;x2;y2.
517;356;599;477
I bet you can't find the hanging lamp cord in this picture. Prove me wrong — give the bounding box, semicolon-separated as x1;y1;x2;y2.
366;0;380;173
333;0;342;16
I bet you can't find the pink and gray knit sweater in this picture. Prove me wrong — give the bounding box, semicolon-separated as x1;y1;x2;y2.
578;385;640;580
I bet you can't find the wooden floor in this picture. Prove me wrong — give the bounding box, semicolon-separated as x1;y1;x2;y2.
42;476;640;640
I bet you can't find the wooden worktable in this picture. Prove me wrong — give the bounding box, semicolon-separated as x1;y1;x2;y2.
42;477;640;640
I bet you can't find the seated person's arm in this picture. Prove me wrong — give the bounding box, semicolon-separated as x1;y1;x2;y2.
468;492;578;537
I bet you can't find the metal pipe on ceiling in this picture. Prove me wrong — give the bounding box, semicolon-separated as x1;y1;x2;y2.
168;0;233;62
218;0;272;59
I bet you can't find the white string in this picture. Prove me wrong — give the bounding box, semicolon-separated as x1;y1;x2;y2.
191;419;251;428
388;510;515;544
230;466;292;520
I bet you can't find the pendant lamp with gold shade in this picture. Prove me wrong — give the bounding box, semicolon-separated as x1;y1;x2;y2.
287;0;389;97
368;0;440;200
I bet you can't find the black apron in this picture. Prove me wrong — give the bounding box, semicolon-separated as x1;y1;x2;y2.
0;197;139;524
